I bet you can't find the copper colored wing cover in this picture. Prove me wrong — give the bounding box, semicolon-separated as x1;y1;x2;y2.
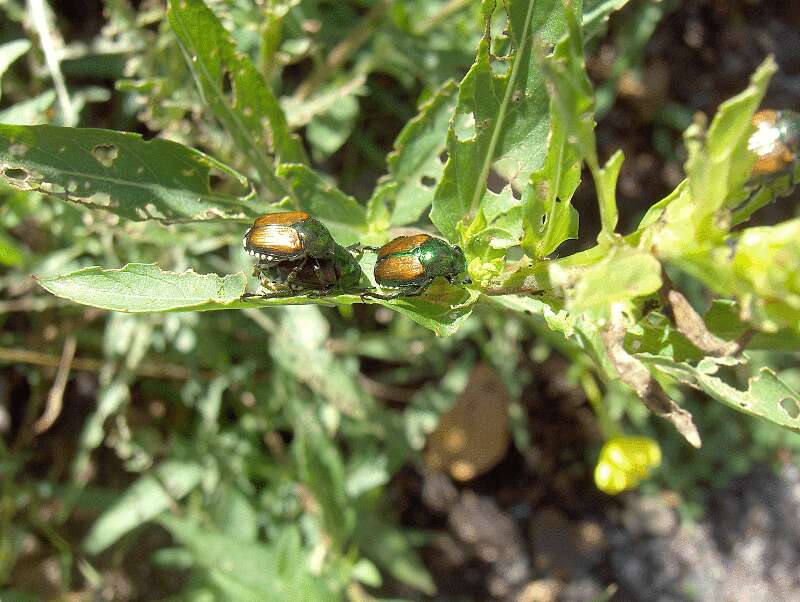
245;224;303;254
374;255;425;282
377;234;431;259
252;211;310;227
752;147;795;176
752;110;778;128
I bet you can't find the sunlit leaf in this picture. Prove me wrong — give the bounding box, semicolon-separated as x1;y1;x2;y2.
37;263;247;312
429;0;570;241
640;354;800;434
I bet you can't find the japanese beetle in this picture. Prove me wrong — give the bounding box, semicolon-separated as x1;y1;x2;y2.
748;109;800;177
242;211;336;263
243;243;366;299
367;234;470;299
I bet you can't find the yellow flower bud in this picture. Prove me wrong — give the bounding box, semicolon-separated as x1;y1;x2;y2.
594;435;662;495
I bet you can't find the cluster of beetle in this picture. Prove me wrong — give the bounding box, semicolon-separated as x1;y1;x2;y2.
241;211;470;300
241;109;799;301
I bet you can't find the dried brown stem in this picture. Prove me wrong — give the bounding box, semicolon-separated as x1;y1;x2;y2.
33;335;76;434
603;306;701;448
0;346;205;381
661;284;750;357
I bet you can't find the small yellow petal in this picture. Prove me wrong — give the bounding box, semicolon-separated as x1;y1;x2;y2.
594;435;662;495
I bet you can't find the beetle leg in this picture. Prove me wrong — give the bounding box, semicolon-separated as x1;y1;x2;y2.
360;288;408;301
285;256;308;286
241;290;289;300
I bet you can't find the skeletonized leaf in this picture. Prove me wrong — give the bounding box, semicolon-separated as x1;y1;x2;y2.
0;124;258;222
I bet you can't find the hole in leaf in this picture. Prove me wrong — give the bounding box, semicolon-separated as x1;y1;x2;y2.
454;111;476;141
92;144;118;168
486;170;507;194
540;214;547;226
438;150;449;164
490;57;510;77
4;168;28;180
511;186;521;200
780;397;800;420
420;175;436;189
222;69;234;95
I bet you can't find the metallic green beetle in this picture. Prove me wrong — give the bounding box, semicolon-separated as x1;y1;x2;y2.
242;211;336;264
366;234;470;299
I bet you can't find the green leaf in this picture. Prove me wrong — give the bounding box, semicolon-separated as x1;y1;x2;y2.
295;427;355;547
159;515;335;602
559;247;662;313
0;230;24;266
373;280;479;338
212;484;259;541
375;80;458;227
0;90;57;125
704;300;800;351
0;40;31;103
355;516;436;596
521;100;581;258
283;75;366;129
728;219;800;332
0;124;258;223
429;0;570;241
37;263;247;312
83;460;203;554
168;0;306;197
652;57;775;254
542;4;621;239
640;354;800;434
305;88;360;160
277;164;367;246
271;305;368;418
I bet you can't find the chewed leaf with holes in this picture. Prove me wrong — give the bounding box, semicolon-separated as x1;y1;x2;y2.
638;353;800;433
0;124;260;222
168;0;305;198
430;0;569;241
371;80;457;227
